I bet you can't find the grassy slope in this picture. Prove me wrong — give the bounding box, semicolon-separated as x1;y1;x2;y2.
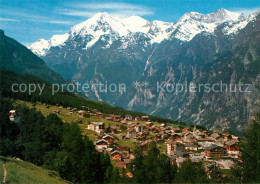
0;156;68;184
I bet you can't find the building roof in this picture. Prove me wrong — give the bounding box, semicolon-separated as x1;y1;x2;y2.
111;150;122;155
96;139;109;145
141;116;149;118
78;110;86;113
211;133;220;139
116;146;130;152
225;140;238;146
103;135;115;139
92;122;104;125
205;144;223;151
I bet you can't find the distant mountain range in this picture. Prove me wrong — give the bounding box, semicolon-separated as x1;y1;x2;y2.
26;9;260;132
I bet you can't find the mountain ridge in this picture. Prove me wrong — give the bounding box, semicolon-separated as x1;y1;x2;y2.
28;8;259;57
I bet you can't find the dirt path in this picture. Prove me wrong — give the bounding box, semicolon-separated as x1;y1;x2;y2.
2;163;7;184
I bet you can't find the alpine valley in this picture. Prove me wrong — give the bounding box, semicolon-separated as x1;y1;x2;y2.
28;9;260;133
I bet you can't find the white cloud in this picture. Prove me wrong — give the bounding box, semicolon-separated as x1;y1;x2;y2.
230;7;260;15
48;20;74;25
72;2;148;11
58;2;153;18
0;17;19;22
57;9;96;17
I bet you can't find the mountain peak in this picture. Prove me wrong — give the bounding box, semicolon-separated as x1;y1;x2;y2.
91;12;112;20
209;8;241;22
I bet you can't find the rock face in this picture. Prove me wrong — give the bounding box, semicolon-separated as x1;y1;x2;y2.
28;9;260;132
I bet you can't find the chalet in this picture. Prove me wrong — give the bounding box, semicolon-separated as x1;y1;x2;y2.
182;127;190;132
189;153;205;160
96;112;103;117
111;150;122;160
159;123;166;128
185;143;198;151
88;122;105;133
141;116;149;121
116;146;130;154
50;110;60;115
135;117;140;121
216;135;225;145
231;135;239;140
9;110;20;123
135;125;144;133
183;132;195;142
115;161;126;169
225;140;239;158
105;117;113;121
120;120;127;124
167;140;184;155
126;128;136;139
78;110;87;117
108;126;117;133
172;128;181;133
96;139;109;149
103;135;115;143
105;148;114;154
113;115;121;122
146;121;153;128
171;133;182;141
193;131;206;140
211;132;221;140
205;144;226;159
90;113;98;117
125;115;133;121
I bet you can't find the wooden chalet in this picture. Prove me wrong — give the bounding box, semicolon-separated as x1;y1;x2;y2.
205;144;227;159
111;150;122;160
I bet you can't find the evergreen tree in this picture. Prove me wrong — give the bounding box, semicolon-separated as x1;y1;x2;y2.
232;112;260;183
131;141;177;183
174;160;208;183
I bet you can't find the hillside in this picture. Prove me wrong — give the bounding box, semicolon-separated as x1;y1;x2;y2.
0;156;68;184
13;99;169;153
0;30;65;84
0;69;185;127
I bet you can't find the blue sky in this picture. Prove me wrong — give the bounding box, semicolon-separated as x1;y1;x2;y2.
0;0;259;45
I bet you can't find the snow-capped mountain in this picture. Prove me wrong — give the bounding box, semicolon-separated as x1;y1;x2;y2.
28;9;260;133
28;12;173;56
28;9;258;57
